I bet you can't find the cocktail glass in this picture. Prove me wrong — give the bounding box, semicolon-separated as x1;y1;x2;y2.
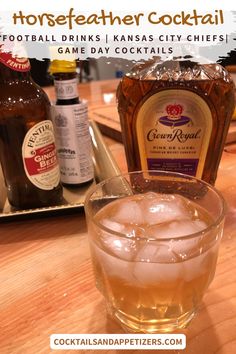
85;170;225;333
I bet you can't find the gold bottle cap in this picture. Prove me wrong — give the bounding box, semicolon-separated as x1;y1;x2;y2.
49;60;76;73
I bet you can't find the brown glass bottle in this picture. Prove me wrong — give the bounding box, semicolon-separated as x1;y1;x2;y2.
117;59;235;185
50;60;94;187
0;52;63;209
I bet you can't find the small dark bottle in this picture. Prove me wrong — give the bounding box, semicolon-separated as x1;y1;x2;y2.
0;50;63;209
50;60;94;187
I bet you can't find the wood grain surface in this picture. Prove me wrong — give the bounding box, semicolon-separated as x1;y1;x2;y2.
0;80;235;354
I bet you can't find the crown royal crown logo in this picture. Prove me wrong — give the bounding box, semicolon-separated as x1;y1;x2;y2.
158;103;191;128
166;104;183;120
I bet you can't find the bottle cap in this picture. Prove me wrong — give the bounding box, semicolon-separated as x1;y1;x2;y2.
49;60;77;73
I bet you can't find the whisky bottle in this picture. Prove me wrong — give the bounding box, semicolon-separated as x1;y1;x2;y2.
117;59;235;184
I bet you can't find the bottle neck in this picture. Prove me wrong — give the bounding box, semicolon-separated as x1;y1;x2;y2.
53;72;80;105
0;53;31;83
0;62;32;84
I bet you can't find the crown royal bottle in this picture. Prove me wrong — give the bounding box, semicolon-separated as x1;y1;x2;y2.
117;59;235;184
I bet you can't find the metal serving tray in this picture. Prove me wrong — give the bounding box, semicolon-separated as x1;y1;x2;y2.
0;121;121;221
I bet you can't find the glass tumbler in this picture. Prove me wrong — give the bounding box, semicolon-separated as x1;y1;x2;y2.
84;170;226;333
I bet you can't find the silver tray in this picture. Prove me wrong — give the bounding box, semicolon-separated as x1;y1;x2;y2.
0;121;121;221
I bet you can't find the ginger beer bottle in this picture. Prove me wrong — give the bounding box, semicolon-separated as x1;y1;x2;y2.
0;50;63;209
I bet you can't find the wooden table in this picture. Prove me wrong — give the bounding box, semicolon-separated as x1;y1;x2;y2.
0;80;235;354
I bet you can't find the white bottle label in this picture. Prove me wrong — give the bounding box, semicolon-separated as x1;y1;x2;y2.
54;78;78;100
51;101;94;184
136;89;213;178
22;120;61;190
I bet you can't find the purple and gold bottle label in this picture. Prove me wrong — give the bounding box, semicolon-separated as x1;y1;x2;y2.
136;89;212;178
